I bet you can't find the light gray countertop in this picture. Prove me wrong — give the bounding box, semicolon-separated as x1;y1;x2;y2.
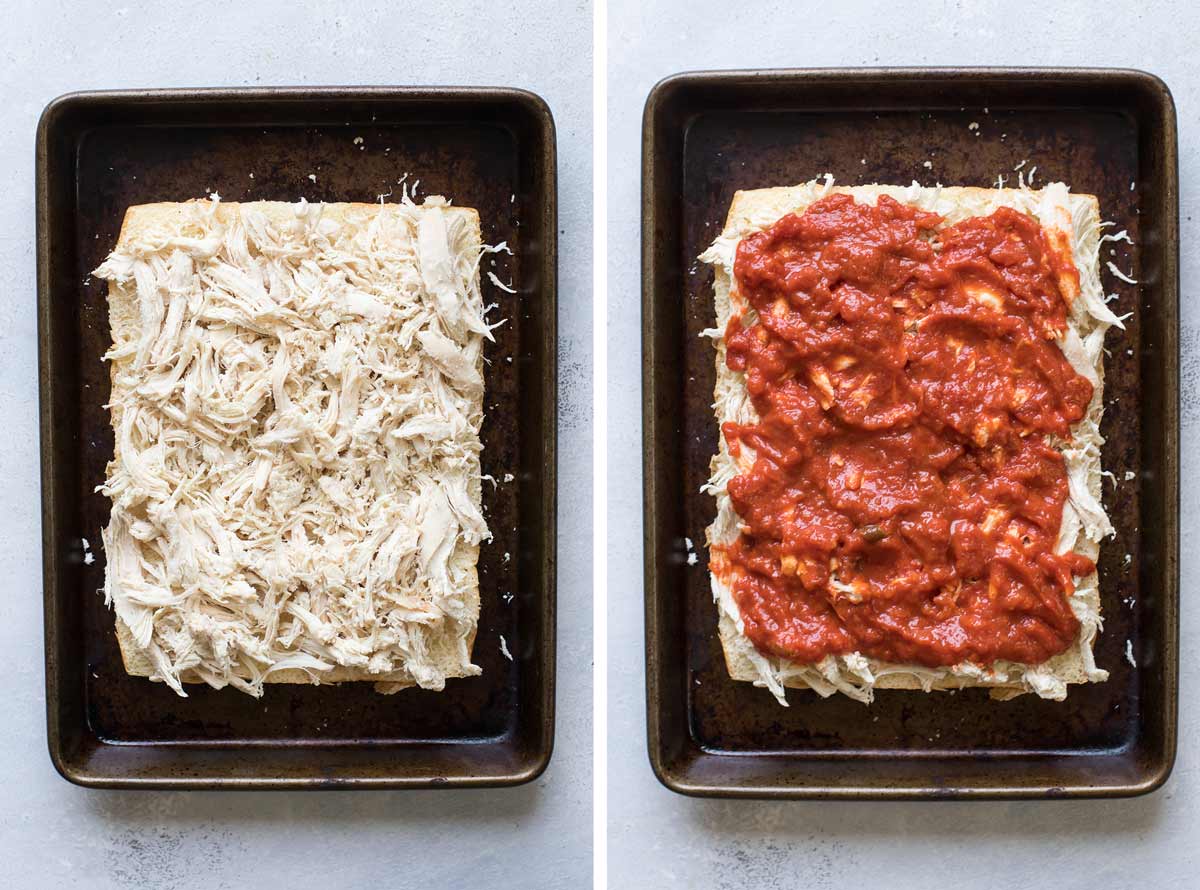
2;2;591;887
607;1;1196;887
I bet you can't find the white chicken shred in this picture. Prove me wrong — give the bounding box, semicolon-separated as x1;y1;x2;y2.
92;195;492;698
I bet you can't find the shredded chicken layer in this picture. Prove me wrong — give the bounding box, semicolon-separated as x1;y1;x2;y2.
93;196;495;697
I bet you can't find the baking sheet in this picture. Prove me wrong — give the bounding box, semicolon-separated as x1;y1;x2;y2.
38;87;557;788
642;68;1178;798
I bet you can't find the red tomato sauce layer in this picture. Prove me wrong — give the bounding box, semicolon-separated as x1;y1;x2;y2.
716;194;1096;668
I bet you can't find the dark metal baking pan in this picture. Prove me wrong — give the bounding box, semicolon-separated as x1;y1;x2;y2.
38;87;557;789
642;68;1178;799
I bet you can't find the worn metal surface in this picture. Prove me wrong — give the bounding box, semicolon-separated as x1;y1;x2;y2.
642;68;1178;798
39;87;557;788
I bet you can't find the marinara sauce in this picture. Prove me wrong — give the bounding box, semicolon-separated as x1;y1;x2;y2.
715;194;1095;667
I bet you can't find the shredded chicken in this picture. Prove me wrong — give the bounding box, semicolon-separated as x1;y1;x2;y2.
93;195;493;697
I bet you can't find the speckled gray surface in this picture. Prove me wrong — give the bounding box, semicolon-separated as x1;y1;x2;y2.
7;1;590;887
608;1;1196;887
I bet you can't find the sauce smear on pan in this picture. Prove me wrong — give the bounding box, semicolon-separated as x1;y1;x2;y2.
715;194;1095;667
